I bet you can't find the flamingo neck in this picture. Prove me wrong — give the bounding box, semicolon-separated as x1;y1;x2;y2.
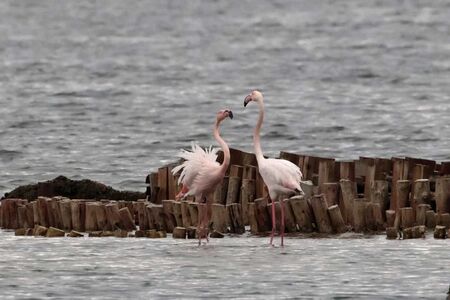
214;119;230;175
254;100;265;164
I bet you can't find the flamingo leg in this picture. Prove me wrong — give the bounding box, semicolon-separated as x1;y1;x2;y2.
280;197;285;247
205;202;211;243
269;197;276;246
175;185;189;201
197;203;204;246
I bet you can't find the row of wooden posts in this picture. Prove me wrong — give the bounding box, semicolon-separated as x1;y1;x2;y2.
143;148;450;239
1;148;450;239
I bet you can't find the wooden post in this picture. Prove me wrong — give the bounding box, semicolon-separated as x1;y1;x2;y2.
162;200;176;232
327;205;346;233
435;177;450;213
135;201;148;230
213;176;228;205
145;205;156;230
416;204;431;226
180;201;191;228
157;167;169;203
339;179;356;225
46;199;56;228
340;161;355;182
95;203;109;231
26;203;34;229
282;198;297;233
289;195;314;232
240;178;256;225
32;201;39;226
167;164;178;200
386;210;396;228
353;198;367;232
37;197;49;228
51;199;63;230
118;207;136;231
396;180;411;211
318;159;335;188
310;195;333;233
148;172;159;203
365;202;376;231
254;198;271;233
105;203;122;230
425;210;436;229
227;203;245;234
243;165;257;180
188;202;199;227
401;207;414;229
85;202;98;232
18;206;27;228
226;177;241;205
372;203;384;230
211;204;227;233
150;204;166;231
412;179;431;220
59;200;72;231
172;227;186;239
173;202;183;227
70;201;82;232
322;182;339;206
391;158;405;210
229;165;243;178
248;203;258;234
437;213;450;229
371;180;389;221
255;172;267;199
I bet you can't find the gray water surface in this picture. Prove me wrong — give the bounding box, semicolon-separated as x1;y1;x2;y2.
1;0;450;196
0;230;449;299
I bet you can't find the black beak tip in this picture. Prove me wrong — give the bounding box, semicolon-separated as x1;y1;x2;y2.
228;111;233;119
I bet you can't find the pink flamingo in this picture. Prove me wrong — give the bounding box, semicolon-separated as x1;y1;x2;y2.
244;90;304;246
172;109;233;245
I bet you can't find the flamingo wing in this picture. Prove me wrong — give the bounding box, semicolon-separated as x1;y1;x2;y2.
259;158;303;193
172;142;220;191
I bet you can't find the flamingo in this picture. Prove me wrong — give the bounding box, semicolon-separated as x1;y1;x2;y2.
172;109;233;245
244;90;304;246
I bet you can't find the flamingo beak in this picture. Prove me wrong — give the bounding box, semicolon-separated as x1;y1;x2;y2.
228;110;233;119
244;95;252;107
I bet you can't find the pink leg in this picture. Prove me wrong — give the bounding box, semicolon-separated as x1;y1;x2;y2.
201;204;208;243
280;198;285;247
269;197;276;246
197;203;205;246
175;185;189;201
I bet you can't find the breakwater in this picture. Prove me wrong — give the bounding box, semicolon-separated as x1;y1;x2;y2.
1;148;450;239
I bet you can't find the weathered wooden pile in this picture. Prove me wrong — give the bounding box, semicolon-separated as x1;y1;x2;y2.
0;196;160;238
1;148;450;240
144;148;450;239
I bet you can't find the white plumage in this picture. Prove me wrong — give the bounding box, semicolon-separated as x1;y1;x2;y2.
258;158;303;200
171;142;221;199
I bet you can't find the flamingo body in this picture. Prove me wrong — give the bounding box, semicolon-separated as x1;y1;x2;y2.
172;109;233;245
244;90;303;246
259;158;303;200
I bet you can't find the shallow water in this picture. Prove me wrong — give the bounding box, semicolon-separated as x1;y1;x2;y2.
1;0;450;196
0;230;449;299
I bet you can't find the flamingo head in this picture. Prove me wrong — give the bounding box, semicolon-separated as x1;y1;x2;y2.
244;90;263;107
216;109;233;122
